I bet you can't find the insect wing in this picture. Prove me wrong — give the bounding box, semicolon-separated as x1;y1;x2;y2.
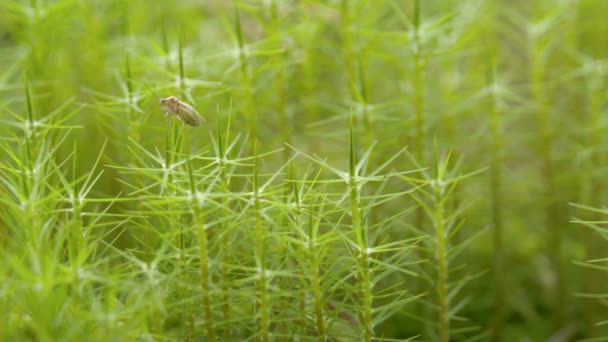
176;101;204;126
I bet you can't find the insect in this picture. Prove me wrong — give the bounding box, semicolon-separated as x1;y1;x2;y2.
160;96;205;127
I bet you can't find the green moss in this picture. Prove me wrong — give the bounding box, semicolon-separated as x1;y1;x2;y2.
0;0;607;340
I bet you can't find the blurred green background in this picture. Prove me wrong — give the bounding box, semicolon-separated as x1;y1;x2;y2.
1;0;608;341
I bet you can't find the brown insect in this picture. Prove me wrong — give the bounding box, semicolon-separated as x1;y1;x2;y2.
160;96;205;127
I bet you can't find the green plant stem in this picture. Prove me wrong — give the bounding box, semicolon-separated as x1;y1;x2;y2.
413;0;424;165
435;194;449;342
165;120;192;337
68;143;82;267
215;117;233;338
288;163;307;332
188;161;215;341
349;184;373;342
302;38;318;153
22;81;37;249
358;59;372;151
349;126;373;342
234;3;256;150
253;144;270;342
432;176;449;342
410;0;429;332
218;167;233;338
531;40;563;327
194;204;215;341
486;17;505;338
340;0;357;110
307;206;326;341
489;83;505;341
581;69;604;335
270;1;290;164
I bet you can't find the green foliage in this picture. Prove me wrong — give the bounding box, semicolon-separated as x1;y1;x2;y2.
1;0;607;340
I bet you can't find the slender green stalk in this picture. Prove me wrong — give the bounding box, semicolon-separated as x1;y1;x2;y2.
160;15;170;69
531;32;563;327
348;122;373;342
409;1;428;332
234;2;256;149
163;91;190;336
24;79;34;178
187;160;216;341
287;162;307;332
340;0;357;111
489;68;505;342
164;112;182;194
438;1;462;247
253;141;270;342
22;79;37;246
340;2;378;235
412;0;424;164
178;33;185;97
486;9;505;339
269;0;290;164
216;115;233;339
412;0;426;250
431;159;449;342
357;58;372;149
301;20;319;153
340;1;373;153
68;142;83;265
307;206;326;341
124;55;137;141
177;33;192;155
581;59;605;336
